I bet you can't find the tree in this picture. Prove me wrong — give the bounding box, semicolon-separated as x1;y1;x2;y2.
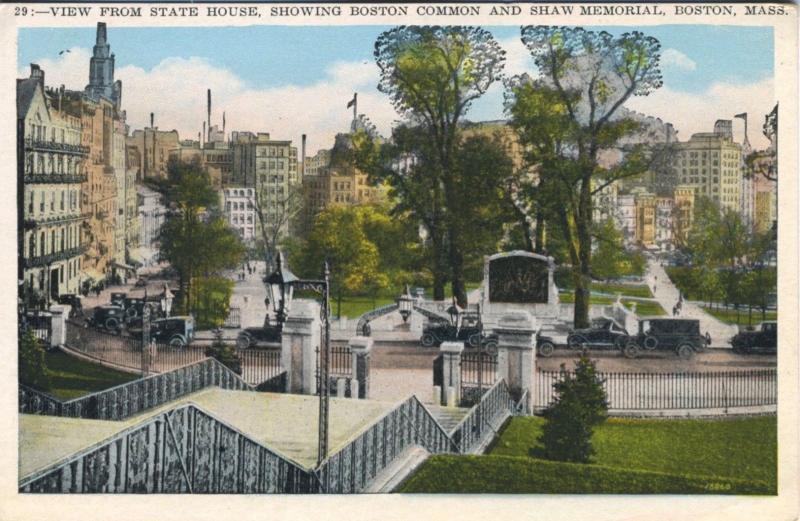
374;26;506;306
253;183;304;272
159;159;245;317
204;328;242;375
506;26;668;328
591;217;642;281
538;354;608;463
19;328;49;390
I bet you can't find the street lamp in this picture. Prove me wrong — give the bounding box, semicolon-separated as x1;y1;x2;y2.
160;283;174;318
264;251;297;330
446;297;462;328
397;285;414;323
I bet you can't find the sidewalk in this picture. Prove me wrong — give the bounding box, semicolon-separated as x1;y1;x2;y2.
645;258;738;348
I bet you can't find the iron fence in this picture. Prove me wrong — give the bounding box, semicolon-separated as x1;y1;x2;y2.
23;313;52;346
316;344;352;378
450;379;514;454
223;307;241;328
237;348;283;386
461;351;498;388
534;368;777;411
65;321;206;374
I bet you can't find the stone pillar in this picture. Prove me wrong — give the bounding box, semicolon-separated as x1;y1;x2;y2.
439;341;464;406
348;336;373;399
494;311;536;414
48;305;66;349
350;380;360;400
280;299;321;395
336;378;347;398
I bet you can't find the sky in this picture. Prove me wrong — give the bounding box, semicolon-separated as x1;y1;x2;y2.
18;24;775;154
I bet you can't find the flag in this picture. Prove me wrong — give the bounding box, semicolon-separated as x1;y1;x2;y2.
347;93;357;109
734;112;747;120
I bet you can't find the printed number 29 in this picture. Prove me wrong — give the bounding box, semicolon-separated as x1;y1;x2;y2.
15;7;29;15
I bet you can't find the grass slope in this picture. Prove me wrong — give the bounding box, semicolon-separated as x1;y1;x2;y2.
41;350;138;400
401;416;776;494
702;306;777;326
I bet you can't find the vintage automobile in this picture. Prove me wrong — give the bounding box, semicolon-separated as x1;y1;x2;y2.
536;333;558;358
150;316;195;348
420;312;493;348
110;292;127;308
566;318;630;351
731;321;777;354
88;305;126;333
236;325;281;349
624;318;705;359
56;294;84;318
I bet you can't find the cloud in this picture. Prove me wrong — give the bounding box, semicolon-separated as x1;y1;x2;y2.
626;77;775;150
21;50;397;156
660;49;697;71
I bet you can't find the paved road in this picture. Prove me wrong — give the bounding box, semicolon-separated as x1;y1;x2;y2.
645;258;739;347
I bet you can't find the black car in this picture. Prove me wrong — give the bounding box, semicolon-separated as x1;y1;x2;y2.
567;318;629;351
625;318;705;359
56;294;83;318
110;292;127;308
237;326;281;349
88;305;126;333
420;313;488;348
150;316;195;348
731;321;777;354
537;333;558;357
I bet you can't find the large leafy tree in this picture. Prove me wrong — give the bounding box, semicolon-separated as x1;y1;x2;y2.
159;159;245;316
506;26;668;328
373;26;506;306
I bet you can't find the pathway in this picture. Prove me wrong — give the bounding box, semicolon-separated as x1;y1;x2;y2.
645;258;738;348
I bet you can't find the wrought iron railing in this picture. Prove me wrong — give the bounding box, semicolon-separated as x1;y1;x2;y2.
238;348;282;386
24;137;90;155
23;173;88;184
24;245;87;268
20;403;313;493
316;395;452;493
534;369;778;411
19;357;252;420
450;379;513;454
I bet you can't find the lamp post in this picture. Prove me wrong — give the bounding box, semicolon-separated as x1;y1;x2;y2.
397;285;414;323
264;251;331;466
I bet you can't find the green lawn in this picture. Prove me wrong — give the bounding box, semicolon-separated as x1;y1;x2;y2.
703;306;777;326
400;415;776;494
330;281;482;319
38;350;138;401
559;292;666;316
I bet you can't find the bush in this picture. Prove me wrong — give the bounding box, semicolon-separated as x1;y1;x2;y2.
204;329;242;375
19;328;49;389
538;355;608;463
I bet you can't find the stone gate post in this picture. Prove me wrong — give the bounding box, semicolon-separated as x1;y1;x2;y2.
48;305;67;349
280;299;321;394
348;336;373;399
495;311;536;414
440;341;464;406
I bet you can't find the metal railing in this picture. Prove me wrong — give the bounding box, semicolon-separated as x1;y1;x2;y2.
238;348;282;386
450;379;513;454
20;403;313;493
223;307;241;328
19;358;253;420
316;344;351;378
534;369;778;411
460;351;499;388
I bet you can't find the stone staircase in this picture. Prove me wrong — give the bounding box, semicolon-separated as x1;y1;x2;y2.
426;404;470;433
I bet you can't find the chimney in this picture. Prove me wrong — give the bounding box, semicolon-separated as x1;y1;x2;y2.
202;122;206;147
30;64;44;89
301;134;307;177
150;112;154;129
207;89;211;142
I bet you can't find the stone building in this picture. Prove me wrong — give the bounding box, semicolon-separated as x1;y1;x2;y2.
137;185;165;267
673;131;743;213
18;65;89;306
220;187;256;243
672;185;695;247
127;127;180;181
633;191;656;248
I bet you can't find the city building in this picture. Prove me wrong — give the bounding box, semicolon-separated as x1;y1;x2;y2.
614;194;636;246
633;191;656;248
673;131;743;212
137;185;166;267
672;185;695;247
18;65;89;306
221;187;256;243
127;126;180;181
654;196;674;251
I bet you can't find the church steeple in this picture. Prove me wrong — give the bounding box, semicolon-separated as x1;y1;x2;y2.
85;22;119;108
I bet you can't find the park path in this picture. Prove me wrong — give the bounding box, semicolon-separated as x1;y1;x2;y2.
645;258;738;348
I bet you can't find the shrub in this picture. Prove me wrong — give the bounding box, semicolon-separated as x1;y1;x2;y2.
538;355;608;463
19;328;49;389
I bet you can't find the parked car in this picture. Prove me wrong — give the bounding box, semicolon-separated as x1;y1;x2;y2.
536;333;558;358
236;326;281;349
150;316;194;348
624;318;705;359
122;297;147;320
567;318;630;351
56;294;83;318
110;292;127;308
88;305;126;333
420;313;487;348
134;277;148;288
731;321;777;354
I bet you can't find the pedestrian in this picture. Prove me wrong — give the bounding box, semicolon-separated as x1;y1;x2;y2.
705;332;711;347
672;305;677;316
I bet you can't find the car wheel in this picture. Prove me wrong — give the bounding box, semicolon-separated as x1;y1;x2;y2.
567;335;585;350
614;336;628;349
421;333;436;348
125;307;138;319
105;317;119;331
538;341;555;358
623;342;640;359
677;343;694;360
643;336;658;350
467;333;481;348
236;333;251;350
169;335;186;349
483;339;498;353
